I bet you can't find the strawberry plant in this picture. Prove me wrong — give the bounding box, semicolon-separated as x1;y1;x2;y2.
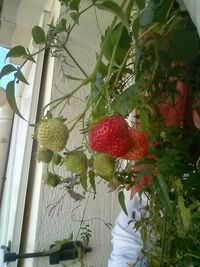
1;0;200;266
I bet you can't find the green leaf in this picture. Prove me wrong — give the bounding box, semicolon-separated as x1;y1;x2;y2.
54;18;67;34
136;0;145;10
168;27;199;63
46;243;62;254
69;0;80;11
69;232;74;240
6;46;27;59
95;1;129;30
148;145;162;157
154;175;173;216
100;23;131;66
152;0;172;23
135;157;157;166
26;53;36;63
111;84;140;117
89;170;96;193
115;25;132;65
0;64;17;79
70;11;79;23
14;70;29;84
80;174;87;191
139;108;149;131
136;168;152;179
118;190;128;215
32;26;46;44
6;81;26;120
178;196;190;231
132;16;140;41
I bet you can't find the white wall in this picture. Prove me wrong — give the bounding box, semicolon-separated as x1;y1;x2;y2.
25;3;122;267
0;0;50;49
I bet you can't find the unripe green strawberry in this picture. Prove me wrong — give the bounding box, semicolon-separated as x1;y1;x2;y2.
64;151;87;175
43;172;60;187
37;147;53;163
94;153;115;180
37;118;69;152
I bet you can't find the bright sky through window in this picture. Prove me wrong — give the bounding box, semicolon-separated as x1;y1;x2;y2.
0;47;17;89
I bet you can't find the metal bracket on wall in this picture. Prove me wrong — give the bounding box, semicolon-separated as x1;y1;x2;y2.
1;240;92;265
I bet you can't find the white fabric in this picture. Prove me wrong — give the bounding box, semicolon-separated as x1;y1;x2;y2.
108;193;149;267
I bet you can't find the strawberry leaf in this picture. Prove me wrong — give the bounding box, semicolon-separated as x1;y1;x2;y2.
118;190;128;215
6;81;26;120
95;1;129;30
32;26;46;44
0;64;17;79
80;174;88;191
140;108;149;131
14;70;29;85
6;46;27;59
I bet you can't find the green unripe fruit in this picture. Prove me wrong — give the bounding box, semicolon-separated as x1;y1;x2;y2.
37;118;69;152
64;151;87;175
43;172;61;187
94;153;115;180
37;147;53;163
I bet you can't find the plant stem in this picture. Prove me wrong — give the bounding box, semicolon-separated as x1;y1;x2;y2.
43;76;91;116
91;0;128;78
64;3;95;44
104;26;123;114
68;97;91;132
56;39;88;78
160;213;167;266
17;46;46;71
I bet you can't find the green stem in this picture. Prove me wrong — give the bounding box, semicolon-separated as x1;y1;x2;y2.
43;76;91;116
112;45;132;90
160;213;167;266
68;97;91;132
17;46;46;72
104;26;123;114
56;39;88;78
91;0;127;78
64;3;95;44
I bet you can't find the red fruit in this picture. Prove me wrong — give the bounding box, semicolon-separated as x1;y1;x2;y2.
159;80;188;127
89;115;130;158
122;128;148;161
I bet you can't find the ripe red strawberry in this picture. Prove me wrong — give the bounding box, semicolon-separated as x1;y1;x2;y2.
122;128;148;161
88;115;130;158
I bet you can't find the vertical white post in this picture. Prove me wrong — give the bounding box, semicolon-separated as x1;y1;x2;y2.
0;87;13;205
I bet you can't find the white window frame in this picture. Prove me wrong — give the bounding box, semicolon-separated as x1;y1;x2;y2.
0;5;58;265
